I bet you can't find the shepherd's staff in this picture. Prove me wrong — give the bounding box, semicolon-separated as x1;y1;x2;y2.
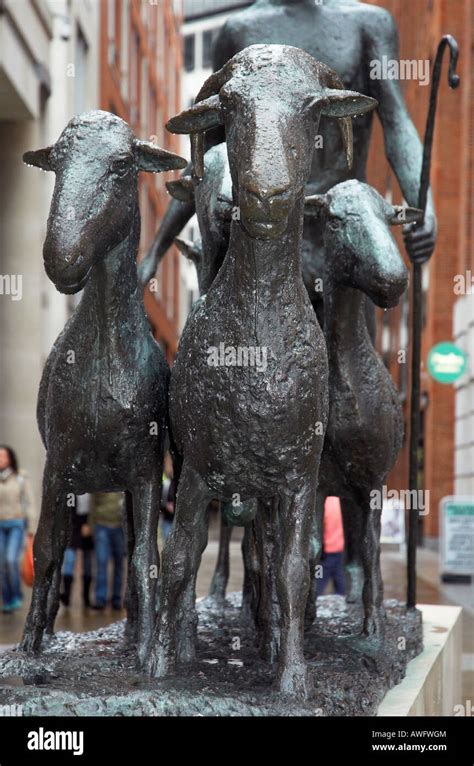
406;35;460;610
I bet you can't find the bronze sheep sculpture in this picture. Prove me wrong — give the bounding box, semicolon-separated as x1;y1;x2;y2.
144;44;376;697
20;111;186;667
19;43;423;704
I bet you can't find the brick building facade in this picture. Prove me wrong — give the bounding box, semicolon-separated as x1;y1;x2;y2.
366;0;473;540
100;0;183;361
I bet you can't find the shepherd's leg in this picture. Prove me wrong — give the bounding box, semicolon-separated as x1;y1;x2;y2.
130;476;161;668
275;476;316;698
145;459;211;677
20;463;66;653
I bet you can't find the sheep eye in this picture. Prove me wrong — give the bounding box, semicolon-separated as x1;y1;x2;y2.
111;158;131;177
327;218;342;231
220;89;236;112
304;98;321;122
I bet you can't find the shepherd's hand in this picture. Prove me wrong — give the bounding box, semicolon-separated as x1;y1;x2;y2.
403;211;437;265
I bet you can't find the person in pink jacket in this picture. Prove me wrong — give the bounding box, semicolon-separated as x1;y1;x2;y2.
317;496;345;596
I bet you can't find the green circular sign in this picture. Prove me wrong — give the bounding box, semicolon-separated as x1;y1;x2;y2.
427;342;468;384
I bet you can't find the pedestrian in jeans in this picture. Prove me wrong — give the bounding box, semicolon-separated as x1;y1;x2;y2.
90;492;125;611
0;445;37;613
316;496;346;596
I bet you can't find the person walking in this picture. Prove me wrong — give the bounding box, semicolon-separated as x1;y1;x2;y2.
160;453;176;543
60;494;94;609
0;445;37;613
90;492;125;611
317;496;346;597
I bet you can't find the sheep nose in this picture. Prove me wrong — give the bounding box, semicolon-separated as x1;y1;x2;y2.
240;185;292;218
243;176;291;200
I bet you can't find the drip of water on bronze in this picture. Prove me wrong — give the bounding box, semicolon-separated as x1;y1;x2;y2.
19;111;186;667
144;44;376;698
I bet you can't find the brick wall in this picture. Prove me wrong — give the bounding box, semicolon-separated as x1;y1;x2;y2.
453;0;474;496
366;0;473;538
100;0;183;360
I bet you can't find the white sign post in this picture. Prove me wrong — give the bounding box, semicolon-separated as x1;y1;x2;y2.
381;498;406;548
440;496;474;582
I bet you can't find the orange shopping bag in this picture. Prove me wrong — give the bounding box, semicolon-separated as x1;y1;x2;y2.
21;536;34;587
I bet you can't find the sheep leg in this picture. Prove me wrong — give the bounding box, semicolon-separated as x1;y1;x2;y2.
340;496;364;604
124;490;138;649
45;507;71;633
255;498;280;662
206;511;232;607
130;476;161;669
275;476;315;699
20;464;65;653
240;522;259;630
305;491;324;627
360;491;385;638
146;460;211;677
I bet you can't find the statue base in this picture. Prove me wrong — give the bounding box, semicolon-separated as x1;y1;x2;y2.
0;594;423;716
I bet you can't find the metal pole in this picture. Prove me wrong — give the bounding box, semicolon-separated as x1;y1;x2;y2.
407;262;422;608
406;35;460;609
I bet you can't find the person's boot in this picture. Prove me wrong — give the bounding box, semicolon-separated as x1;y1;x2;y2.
60;575;73;607
82;575;92;609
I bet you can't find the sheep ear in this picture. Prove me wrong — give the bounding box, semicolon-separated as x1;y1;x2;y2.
23;146;54;171
388;205;424;226
319;89;378;118
167;95;223;134
134;140;187;172
304;194;328;217
338;117;353;169
174;237;202;264
166;176;195;202
315;90;376;168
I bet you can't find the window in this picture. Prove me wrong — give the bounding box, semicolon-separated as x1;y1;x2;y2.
121;0;129;99
74;26;88;115
202;29;216;69
107;0;116;66
140;185;148;259
398;293;409;398
184;34;195;72
167;256;175;319
157;6;165;73
141;58;148;135
130;32;139;126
